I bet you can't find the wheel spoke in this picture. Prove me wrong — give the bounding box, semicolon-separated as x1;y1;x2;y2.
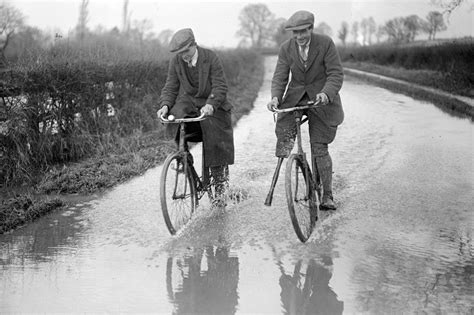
286;155;318;242
161;154;196;234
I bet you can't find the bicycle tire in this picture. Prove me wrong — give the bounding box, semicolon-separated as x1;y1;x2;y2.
285;154;319;243
160;152;197;235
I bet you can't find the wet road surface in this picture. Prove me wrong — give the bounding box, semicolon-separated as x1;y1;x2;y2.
1;56;473;314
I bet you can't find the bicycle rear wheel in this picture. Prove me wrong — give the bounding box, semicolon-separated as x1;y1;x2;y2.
160;152;196;235
285;154;319;243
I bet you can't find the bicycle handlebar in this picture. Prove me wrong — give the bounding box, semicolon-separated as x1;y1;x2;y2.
272;100;321;113
160;112;207;123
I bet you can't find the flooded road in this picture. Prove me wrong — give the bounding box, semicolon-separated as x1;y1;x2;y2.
1;56;472;314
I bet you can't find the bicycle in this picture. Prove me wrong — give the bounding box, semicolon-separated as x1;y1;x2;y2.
264;101;321;243
160;113;214;235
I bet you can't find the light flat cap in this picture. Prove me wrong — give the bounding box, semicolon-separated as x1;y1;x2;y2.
169;28;195;53
285;10;314;31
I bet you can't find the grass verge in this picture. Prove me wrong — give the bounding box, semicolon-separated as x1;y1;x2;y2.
343;61;474;119
0;195;64;234
343;61;473;97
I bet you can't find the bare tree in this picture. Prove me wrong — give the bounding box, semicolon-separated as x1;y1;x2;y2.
122;0;131;34
426;11;447;39
272;17;291;47
6;26;50;60
385;17;408;43
360;18;369;45
314;22;332;37
404;15;424;42
76;0;89;40
367;17;376;45
430;0;471;15
351;21;359;45
131;19;153;45
375;25;386;43
337;21;349;46
236;3;274;48
0;2;24;64
157;29;174;47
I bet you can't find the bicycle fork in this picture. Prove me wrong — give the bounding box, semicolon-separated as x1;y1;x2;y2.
265;114;306;206
294;115;314;205
264;157;284;206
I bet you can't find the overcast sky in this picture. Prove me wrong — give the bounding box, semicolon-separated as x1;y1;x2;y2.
12;0;474;47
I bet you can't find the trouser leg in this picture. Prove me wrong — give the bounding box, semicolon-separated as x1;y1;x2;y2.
275;112;297;158
312;143;336;209
210;165;229;207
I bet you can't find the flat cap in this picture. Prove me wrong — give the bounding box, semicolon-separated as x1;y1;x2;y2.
169;28;195;53
285;10;314;31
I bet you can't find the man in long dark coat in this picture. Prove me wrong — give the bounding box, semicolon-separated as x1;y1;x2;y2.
157;28;234;207
268;11;344;210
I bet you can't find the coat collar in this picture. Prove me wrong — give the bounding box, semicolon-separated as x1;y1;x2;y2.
174;46;210;97
196;47;210;96
306;33;320;70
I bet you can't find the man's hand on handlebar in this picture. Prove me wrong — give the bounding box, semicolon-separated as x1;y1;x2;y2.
267;97;279;112
157;105;168;119
200;104;214;116
315;93;329;105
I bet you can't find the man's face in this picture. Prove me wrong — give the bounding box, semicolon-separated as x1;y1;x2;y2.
292;27;312;46
178;45;196;63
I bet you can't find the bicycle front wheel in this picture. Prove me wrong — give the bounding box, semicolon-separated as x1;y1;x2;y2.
160;152;196;235
285;154;319;243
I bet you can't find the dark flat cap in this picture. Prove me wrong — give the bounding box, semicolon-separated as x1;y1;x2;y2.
285;10;314;31
169;28;195;53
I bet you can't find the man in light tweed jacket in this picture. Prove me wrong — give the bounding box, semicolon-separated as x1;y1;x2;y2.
268;10;344;210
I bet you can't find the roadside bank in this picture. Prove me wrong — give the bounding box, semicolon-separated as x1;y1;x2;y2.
343;63;474;119
1;54;265;234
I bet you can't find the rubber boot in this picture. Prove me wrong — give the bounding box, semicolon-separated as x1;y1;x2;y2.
312;144;336;210
210;165;229;208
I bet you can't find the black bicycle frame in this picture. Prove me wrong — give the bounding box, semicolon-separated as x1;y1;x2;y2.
264;111;314;206
177;122;211;201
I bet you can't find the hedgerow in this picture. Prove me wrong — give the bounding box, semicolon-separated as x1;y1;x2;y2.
338;39;473;96
0;43;263;187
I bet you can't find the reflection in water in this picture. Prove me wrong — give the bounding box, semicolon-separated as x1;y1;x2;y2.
278;256;344;315
0;204;90;267
353;229;474;313
166;245;239;314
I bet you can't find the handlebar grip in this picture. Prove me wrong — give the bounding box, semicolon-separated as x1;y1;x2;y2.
160;112;206;123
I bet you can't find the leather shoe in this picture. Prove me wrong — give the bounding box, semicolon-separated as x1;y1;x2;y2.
320;194;336;210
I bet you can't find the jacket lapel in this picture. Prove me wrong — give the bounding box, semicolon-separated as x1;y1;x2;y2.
292;40;306;72
305;33;320;71
176;58;195;92
197;47;210;97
